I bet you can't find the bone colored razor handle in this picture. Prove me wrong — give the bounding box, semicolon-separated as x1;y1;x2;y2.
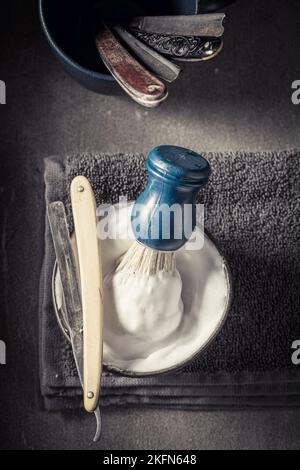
71;176;103;413
95;25;168;108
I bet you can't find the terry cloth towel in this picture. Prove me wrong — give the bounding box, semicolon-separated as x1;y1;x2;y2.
40;151;300;410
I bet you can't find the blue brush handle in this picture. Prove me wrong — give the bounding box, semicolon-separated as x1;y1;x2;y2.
131;145;211;251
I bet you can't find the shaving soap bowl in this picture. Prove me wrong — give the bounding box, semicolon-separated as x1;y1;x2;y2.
53;202;232;377
39;0;199;95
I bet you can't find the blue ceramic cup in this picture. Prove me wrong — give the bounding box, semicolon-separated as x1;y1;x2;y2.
39;0;199;95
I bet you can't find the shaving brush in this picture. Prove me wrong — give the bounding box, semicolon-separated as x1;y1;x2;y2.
116;145;211;276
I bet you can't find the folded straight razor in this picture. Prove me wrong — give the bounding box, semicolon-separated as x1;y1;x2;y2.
113;25;181;83
95;24;168;107
129;13;226;38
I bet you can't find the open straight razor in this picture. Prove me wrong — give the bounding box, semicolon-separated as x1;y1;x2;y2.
70;176;104;416
47;201;102;442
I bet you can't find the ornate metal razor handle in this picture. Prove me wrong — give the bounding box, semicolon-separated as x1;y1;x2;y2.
133;31;223;62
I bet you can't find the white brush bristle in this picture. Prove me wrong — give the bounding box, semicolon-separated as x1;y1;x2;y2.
116;242;176;276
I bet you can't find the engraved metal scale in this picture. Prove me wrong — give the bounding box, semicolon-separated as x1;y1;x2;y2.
132;31;223;62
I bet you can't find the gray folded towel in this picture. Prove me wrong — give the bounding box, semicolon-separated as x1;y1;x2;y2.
40;151;300;410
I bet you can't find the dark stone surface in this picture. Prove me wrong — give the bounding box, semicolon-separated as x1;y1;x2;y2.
0;0;300;450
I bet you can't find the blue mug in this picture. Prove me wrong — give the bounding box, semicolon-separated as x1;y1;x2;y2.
39;0;199;95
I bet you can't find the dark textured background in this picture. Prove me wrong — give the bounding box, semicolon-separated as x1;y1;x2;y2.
1;0;300;450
